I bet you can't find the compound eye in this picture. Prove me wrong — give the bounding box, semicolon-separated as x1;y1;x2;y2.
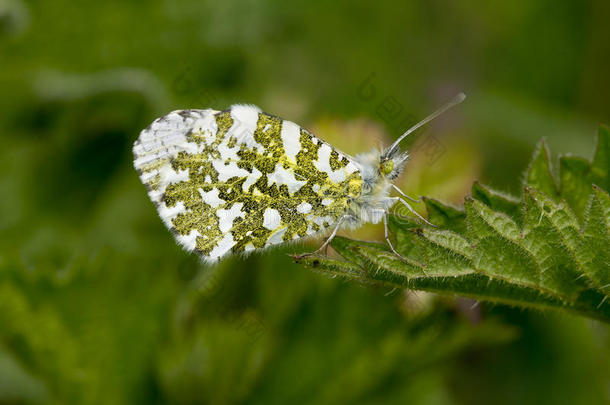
381;160;394;175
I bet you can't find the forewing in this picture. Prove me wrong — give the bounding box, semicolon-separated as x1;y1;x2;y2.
134;105;363;262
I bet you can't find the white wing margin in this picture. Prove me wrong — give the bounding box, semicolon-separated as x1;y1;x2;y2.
133;109;217;224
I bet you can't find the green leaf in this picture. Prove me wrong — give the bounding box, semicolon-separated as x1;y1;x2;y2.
592;125;609;189
423;198;466;234
560;155;594;220
560;125;610;220
297;125;610;323
583;186;610;295
471;181;521;224
526;139;559;199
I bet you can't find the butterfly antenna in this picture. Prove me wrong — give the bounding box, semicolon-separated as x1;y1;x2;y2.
385;92;466;156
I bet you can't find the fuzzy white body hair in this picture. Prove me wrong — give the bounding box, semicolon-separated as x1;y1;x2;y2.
342;147;405;228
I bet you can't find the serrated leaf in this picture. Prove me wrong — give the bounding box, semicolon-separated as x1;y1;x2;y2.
526;139;559;199
329;236;388;269
297;126;610;323
465;198;521;241
560;125;610;219
420;228;474;261
521;188;589;299
423;198;466;234
592;125;609;190
472;181;522;224
292;253;365;281
560;155;593;220
396;228;474;277
583;186;610;294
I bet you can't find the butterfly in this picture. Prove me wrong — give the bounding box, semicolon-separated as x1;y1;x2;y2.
133;93;465;263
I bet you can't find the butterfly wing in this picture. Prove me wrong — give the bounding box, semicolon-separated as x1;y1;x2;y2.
134;105;363;262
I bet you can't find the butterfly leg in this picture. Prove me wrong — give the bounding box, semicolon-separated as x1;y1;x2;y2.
391;184;422;203
383;212;408;261
395;197;436;227
292;215;349;259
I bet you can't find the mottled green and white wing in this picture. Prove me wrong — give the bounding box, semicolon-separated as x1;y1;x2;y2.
133;105;363;262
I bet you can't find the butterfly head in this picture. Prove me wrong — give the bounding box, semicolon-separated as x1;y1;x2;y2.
379;148;408;180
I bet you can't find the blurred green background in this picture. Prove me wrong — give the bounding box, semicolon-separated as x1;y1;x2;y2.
1;0;610;404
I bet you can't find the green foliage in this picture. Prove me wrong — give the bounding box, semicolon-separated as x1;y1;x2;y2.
0;74;528;405
2;1;610;403
297;126;610;322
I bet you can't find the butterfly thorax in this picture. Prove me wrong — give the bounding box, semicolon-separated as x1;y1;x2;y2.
347;147;408;225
